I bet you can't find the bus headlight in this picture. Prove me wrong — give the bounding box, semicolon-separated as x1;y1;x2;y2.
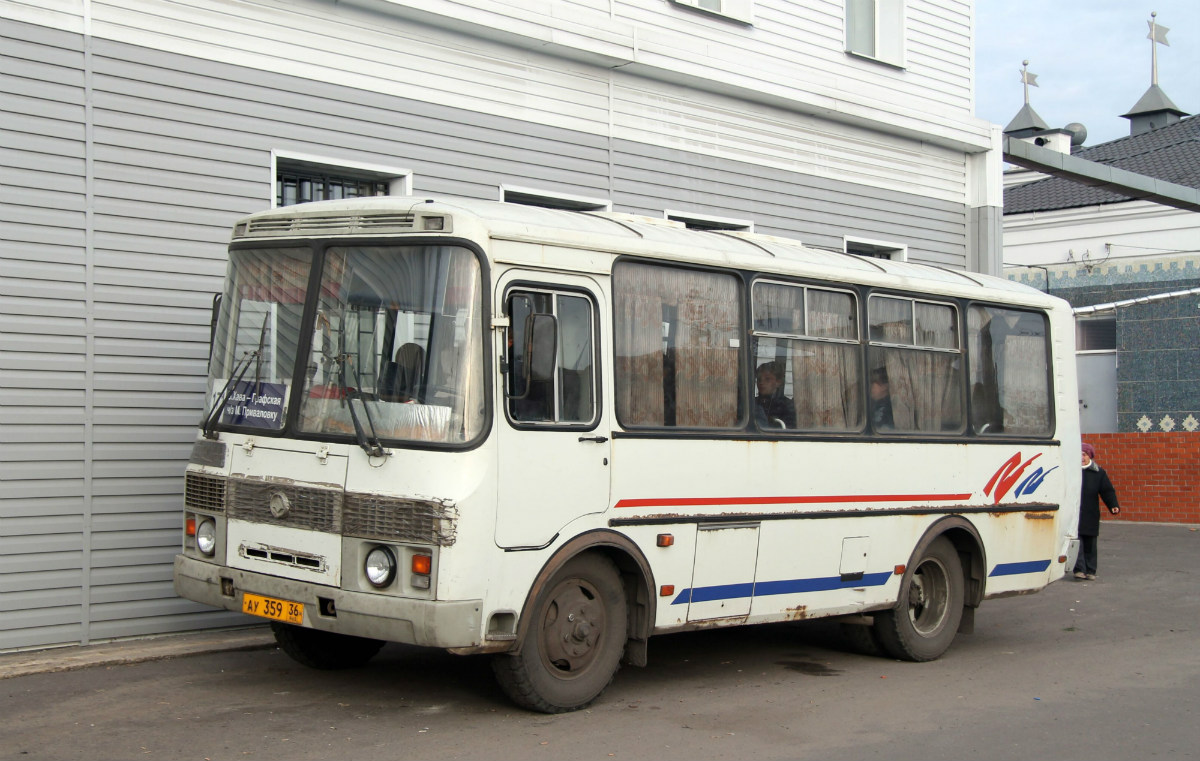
364;546;397;588
196;518;217;557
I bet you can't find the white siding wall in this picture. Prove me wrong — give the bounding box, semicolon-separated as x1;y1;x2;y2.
615;0;975;121
5;0;986;198
1004;203;1200;267
1;0;990;649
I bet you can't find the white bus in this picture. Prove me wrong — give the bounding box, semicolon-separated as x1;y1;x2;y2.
174;196;1080;713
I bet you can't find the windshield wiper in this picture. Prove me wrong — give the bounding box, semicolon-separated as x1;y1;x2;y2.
336;353;387;458
203;318;269;440
201;349;257;439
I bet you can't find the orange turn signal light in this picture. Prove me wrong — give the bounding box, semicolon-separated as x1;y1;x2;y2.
411;554;432;575
1057;555;1068;563
660;585;675;597
656;534;674;547
186;517;197;537
894;564;906;575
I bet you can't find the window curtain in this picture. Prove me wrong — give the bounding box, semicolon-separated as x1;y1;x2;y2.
877;307;962;433
793;290;861;429
675;280;739;427
615;265;668;425
1000;335;1049;433
615;263;740;427
445;248;485;441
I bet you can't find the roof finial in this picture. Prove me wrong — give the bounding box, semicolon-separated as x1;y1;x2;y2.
1020;59;1038;106
1147;12;1170;87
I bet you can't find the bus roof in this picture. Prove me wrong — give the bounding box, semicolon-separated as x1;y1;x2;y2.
234;196;1059;308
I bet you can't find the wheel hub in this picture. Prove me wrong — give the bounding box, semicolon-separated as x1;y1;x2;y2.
909;559;949;635
540;578;606;674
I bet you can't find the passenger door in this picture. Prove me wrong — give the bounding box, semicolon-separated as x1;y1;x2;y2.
495;273;610;548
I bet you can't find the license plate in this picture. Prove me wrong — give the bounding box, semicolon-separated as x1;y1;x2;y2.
242;592;304;624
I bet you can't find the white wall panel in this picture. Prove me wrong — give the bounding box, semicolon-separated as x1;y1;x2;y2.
0;0;86;33
89;0;613;135
0;2;989;651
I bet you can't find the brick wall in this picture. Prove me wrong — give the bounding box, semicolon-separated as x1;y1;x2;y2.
1085;432;1200;524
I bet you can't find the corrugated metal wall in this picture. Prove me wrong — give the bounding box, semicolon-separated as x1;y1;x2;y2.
3;20;93;649
2;13;971;650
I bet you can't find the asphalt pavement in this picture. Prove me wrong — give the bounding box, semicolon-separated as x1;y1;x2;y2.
2;521;1198;761
1;519;1195;680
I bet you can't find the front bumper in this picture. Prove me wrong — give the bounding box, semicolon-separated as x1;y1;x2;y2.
174;554;483;648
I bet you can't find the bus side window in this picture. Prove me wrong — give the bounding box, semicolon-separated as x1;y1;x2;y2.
968;305;1051;435
506;289;597;425
751;282;861;432
867;295;963;434
613;262;742;429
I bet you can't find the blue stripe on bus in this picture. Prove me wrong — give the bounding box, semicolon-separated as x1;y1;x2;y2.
671;572;892;605
988;559;1052;577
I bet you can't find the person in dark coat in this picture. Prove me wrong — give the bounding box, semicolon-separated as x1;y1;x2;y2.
1074;442;1120;580
754;361;796;429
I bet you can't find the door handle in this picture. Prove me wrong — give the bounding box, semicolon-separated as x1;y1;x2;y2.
578;435;609;443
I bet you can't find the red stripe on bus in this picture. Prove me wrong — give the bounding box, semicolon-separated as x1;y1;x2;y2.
614;493;974;508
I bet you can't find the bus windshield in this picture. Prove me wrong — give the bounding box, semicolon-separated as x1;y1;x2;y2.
207;244;485;445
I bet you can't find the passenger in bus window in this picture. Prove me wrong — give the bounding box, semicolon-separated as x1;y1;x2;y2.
869;367;895;430
754;361;795;429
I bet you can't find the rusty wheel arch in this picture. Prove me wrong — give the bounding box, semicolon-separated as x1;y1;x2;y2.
508;529;656;667
913;516;987;609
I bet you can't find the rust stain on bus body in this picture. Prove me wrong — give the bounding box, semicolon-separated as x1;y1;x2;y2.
785;605;809;621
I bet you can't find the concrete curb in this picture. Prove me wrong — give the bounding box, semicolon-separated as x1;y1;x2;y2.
0;627;276;680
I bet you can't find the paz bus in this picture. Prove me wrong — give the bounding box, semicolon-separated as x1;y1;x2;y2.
174;196;1080;713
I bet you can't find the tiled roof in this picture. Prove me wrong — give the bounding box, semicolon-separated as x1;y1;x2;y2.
1004;114;1200;215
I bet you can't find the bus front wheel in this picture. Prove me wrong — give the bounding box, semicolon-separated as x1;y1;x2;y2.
492;554;627;713
874;536;964;662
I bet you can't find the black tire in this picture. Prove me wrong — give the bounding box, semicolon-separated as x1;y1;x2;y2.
873;537;964;662
271;622;385;670
492;554;627;713
839;622;885;657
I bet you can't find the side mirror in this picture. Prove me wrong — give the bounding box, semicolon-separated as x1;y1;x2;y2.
509;312;558;400
525;313;558;383
208;292;222;369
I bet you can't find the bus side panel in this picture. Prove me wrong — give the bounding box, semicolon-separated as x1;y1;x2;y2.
612;438;1072;630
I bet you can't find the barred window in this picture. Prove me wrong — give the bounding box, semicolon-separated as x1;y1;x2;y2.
277;169;389;207
273;154;409;208
1076;316;1116;352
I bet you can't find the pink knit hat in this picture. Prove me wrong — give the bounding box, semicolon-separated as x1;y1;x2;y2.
1081;443;1096;458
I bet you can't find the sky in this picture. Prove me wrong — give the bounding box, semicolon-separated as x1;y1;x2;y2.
975;0;1200;147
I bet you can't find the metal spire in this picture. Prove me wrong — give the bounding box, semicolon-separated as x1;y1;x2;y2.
1147;12;1170;87
1020;59;1038;105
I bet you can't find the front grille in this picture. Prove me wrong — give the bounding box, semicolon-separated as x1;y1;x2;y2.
344;493;458;546
227;477;342;533
185;472;226;512
188;474;458;546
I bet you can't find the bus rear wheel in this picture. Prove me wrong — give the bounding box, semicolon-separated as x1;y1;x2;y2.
271;622;384;670
492;554;627;713
874;537;964;662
